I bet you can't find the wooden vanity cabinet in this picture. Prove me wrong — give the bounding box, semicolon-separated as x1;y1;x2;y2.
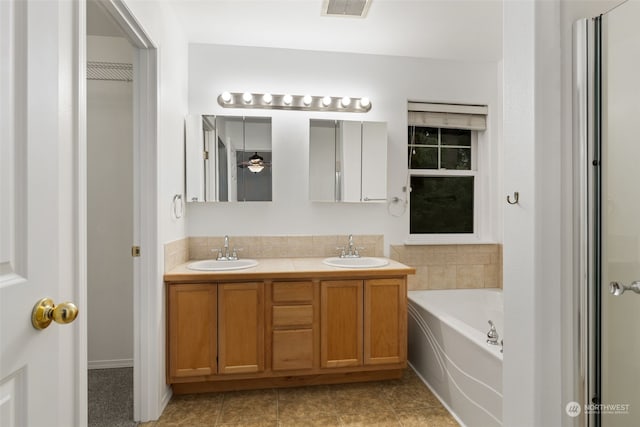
218;282;264;374
270;281;317;371
167;284;217;381
364;278;407;365
166;270;409;393
167;281;265;382
320;280;363;368
319;278;406;369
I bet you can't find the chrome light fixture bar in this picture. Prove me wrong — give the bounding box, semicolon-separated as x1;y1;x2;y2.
217;92;372;113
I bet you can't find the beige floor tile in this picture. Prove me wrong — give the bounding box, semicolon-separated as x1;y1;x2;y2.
383;382;442;411
278;415;342;427
277;385;331;401
396;407;460;427
333;395;394;417
278;397;336;418
218;389;277;424
155;369;459;426
217;422;277;427
157;399;220;426
339;411;401;426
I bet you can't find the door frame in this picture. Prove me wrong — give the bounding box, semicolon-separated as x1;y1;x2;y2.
80;0;160;422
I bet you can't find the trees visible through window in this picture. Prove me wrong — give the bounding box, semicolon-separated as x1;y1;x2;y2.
408;126;476;235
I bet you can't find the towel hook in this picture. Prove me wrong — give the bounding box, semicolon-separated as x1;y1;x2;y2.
507;192;519;205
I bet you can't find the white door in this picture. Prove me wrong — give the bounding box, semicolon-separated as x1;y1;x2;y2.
600;1;640;425
0;1;85;426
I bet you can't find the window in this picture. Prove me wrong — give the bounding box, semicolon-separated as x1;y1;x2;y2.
407;102;487;239
409;127;476;234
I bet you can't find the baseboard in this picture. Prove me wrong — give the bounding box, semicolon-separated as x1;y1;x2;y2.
88;358;134;370
161;386;172;415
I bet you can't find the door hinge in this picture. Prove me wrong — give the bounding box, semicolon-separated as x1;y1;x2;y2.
132;246;141;257
203;151;209;160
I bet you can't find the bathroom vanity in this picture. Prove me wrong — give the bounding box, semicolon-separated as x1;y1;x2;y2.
163;258;414;394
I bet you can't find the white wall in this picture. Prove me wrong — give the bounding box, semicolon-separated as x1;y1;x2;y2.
502;1;621;426
87;35;134;368
502;2;539;424
187;44;503;249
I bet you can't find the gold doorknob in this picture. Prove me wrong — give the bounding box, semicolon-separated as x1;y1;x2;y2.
31;298;79;330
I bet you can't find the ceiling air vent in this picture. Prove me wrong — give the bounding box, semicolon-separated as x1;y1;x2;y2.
322;0;372;18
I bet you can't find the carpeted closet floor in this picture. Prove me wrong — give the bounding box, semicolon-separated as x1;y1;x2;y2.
88;367;137;427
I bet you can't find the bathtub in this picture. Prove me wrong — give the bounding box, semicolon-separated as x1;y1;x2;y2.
408;289;503;427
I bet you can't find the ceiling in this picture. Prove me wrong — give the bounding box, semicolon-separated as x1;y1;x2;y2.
87;0;503;62
168;0;503;62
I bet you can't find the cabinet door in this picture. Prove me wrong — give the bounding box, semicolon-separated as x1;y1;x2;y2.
361;121;387;201
364;278;407;365
339;120;363;202
320;280;363;368
218;282;265;374
168;284;217;380
272;329;314;371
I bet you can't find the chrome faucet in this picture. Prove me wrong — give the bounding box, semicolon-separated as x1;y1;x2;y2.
486;320;499;346
337;234;364;258
223;235;230;258
215;235;240;261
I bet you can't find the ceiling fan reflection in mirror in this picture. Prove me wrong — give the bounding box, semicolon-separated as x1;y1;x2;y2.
238;152;271;173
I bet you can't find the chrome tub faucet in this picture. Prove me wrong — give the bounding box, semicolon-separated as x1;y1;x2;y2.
486;320;499;345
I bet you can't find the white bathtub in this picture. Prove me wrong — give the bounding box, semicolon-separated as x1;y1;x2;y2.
408;289;503;427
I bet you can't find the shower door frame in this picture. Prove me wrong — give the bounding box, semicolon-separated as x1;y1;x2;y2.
574;15;602;427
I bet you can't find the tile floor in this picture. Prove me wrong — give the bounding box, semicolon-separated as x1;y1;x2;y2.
140;368;458;426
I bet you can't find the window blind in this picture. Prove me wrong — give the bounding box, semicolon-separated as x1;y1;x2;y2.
408;102;488;131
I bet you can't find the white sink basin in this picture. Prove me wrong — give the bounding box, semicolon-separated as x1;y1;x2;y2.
187;259;259;271
322;257;389;269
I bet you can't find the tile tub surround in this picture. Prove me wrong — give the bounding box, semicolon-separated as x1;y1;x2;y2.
390;244;502;290
139;368;459;427
187;234;384;261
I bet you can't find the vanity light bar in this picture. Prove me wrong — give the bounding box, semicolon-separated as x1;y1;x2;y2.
217;92;372;113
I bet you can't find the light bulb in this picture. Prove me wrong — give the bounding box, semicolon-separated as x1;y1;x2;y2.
221;91;232;103
360;97;370;107
341;96;351;107
242;92;253;103
283;94;293;105
303;95;312;106
262;93;272;104
322;96;332;107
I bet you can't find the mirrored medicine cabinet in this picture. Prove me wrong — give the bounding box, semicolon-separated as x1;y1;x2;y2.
309;119;387;203
185;115;272;202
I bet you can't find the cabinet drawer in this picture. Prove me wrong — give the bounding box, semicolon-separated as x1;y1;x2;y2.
272;281;313;303
272;305;313;328
272;329;313;371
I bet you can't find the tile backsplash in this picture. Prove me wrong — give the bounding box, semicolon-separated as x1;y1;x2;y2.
164;238;189;272
190;234;383;260
390;244;502;290
164;235;384;272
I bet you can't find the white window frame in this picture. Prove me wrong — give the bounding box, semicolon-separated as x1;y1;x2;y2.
407;128;484;244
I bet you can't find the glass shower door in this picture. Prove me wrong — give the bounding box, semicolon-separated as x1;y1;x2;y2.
599;2;640;425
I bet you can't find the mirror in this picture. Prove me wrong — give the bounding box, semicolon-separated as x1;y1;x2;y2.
185;115;272;202
309;119;387;202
